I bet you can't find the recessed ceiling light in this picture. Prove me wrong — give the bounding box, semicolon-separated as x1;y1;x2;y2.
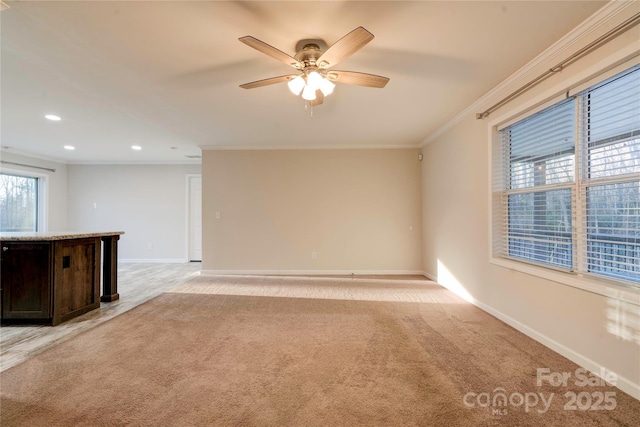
64;145;75;150
45;114;61;121
131;145;142;151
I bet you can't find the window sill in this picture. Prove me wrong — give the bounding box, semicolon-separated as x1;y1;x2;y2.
490;256;640;306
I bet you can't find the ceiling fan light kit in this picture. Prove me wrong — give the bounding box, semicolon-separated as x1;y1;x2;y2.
239;26;389;110
287;76;305;95
289;70;336;101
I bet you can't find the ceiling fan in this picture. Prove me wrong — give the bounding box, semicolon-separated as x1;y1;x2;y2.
238;26;389;106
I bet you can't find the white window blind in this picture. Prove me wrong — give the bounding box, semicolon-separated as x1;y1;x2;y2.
496;64;640;287
580;65;640;283
501;99;576;269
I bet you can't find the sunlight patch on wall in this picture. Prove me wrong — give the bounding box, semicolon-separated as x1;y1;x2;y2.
436;259;473;303
607;297;640;345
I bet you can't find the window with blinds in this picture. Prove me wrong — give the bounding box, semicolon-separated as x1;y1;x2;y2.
502;99;575;269
497;64;640;286
581;66;640;283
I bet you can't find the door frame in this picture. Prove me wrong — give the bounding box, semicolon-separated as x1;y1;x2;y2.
185;174;202;262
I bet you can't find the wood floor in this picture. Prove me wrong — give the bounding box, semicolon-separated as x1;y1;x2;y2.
0;262;202;372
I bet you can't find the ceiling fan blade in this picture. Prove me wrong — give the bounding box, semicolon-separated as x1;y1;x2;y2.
240;75;297;89
310;90;324;106
327;71;389;88
239;36;302;69
317;27;374;69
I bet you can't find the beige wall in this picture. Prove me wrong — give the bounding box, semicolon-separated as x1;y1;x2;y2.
67;164;201;261
202;149;422;272
421;6;640;397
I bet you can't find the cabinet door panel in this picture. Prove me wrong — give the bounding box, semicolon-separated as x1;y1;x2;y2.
57;241;98;317
53;238;100;324
1;243;52;319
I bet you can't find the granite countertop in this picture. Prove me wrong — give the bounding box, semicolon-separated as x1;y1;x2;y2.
0;231;125;241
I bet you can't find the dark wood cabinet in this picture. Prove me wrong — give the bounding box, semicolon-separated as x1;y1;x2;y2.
1;242;53;321
1;237;101;325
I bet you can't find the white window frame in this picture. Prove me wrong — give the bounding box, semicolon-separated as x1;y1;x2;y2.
0;167;48;232
488;56;640;305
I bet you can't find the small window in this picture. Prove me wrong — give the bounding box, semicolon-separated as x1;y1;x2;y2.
0;173;39;232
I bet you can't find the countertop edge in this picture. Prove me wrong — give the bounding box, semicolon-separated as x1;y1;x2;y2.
0;231;125;241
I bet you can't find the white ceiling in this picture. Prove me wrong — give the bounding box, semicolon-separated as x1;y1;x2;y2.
1;0;606;164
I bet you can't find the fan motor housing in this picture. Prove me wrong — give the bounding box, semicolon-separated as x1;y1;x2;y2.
294;43;323;67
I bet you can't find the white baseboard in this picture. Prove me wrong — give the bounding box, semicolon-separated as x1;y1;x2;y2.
201;269;425;276
119;258;188;264
434;277;640;400
422;271;437;281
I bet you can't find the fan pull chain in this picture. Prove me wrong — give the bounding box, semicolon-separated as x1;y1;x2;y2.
303;101;313;118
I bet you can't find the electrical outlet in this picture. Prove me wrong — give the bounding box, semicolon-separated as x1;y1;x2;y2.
311;251;317;259
215;211;221;219
147;243;153;250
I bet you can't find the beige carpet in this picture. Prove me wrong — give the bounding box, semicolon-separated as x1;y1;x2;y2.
1;275;639;426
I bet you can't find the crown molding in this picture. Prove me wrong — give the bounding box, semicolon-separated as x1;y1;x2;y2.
0;147;69;165
0;148;202;166
200;144;420;151
66;161;201;166
419;0;639;148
